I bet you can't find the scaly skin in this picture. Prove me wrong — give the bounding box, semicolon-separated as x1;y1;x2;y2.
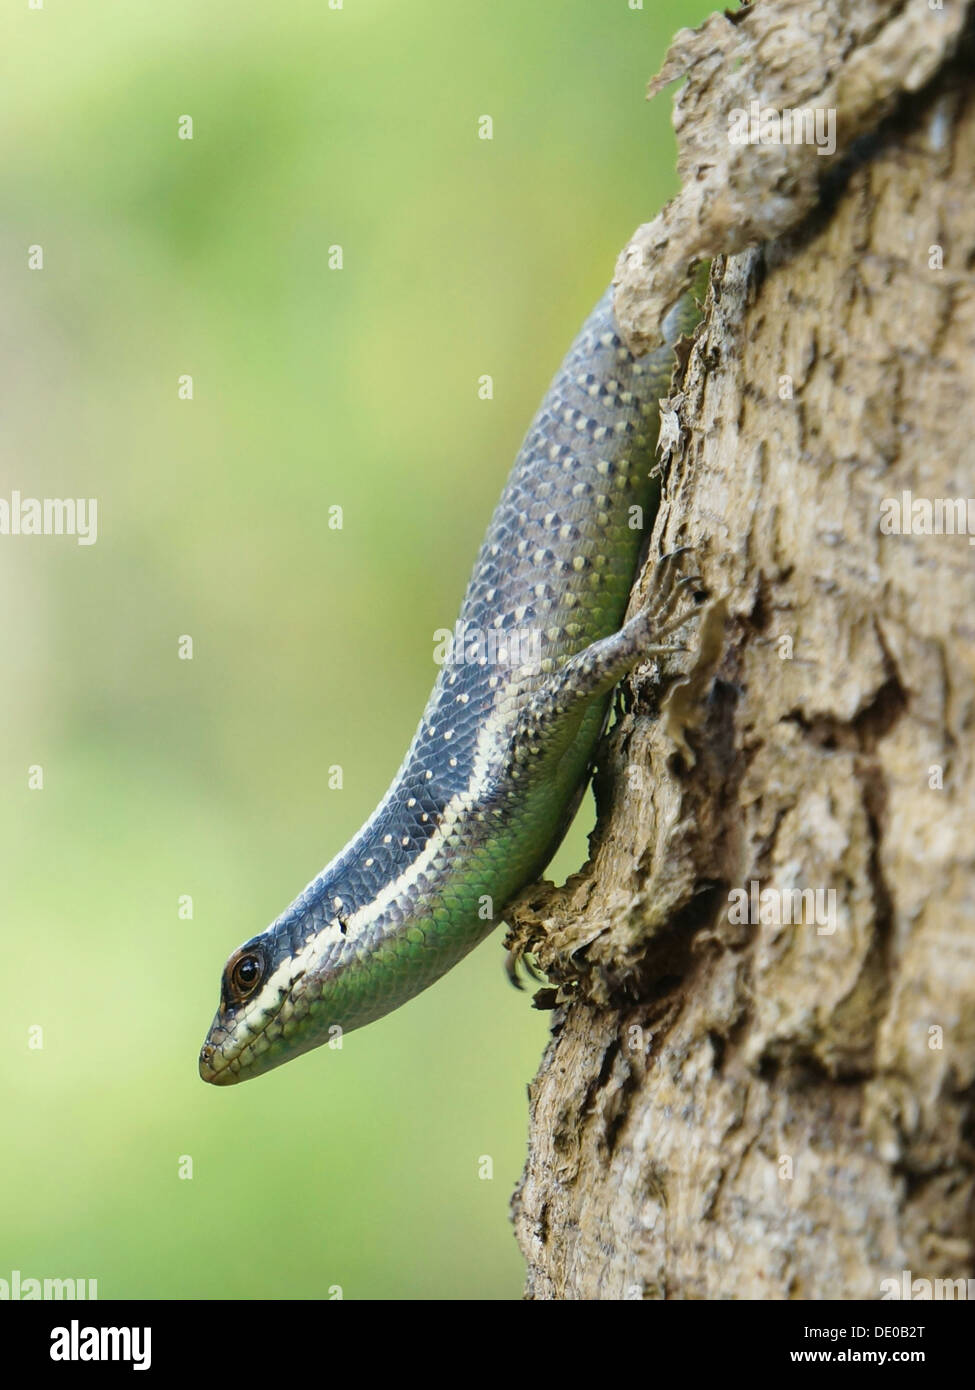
200;282;703;1084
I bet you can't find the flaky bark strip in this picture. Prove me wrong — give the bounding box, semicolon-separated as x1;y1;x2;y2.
614;0;970;353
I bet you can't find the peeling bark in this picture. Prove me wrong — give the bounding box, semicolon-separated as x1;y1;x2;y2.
508;0;975;1300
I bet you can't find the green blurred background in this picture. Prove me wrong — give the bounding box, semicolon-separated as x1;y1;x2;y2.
1;0;711;1300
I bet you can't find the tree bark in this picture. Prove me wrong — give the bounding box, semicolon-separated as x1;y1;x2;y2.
508;0;975;1300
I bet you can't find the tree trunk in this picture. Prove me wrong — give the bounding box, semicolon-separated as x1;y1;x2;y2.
507;0;975;1301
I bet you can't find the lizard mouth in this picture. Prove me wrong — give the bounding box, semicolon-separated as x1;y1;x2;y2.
198;1004;278;1085
198;1021;243;1085
199;966;309;1085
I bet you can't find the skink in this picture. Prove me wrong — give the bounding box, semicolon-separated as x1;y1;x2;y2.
200;280;703;1084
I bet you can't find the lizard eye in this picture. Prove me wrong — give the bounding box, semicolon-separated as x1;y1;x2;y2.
227;950;265;1005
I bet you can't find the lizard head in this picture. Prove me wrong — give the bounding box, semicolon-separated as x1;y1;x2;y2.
199;931;314;1085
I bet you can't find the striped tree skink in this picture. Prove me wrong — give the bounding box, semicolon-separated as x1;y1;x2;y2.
200;280;704;1085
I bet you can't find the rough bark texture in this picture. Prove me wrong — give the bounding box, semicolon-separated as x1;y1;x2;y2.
508;0;975;1300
